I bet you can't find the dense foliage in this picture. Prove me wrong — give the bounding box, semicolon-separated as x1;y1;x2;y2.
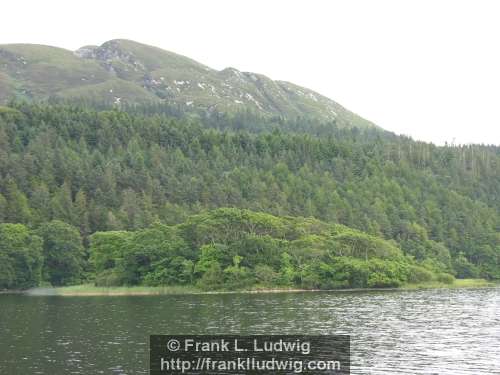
1;208;456;290
0;103;499;289
0;223;43;289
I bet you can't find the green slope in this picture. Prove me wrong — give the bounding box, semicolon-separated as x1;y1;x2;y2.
0;44;111;96
0;39;375;128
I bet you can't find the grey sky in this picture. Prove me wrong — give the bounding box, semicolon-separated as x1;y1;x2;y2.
1;0;499;145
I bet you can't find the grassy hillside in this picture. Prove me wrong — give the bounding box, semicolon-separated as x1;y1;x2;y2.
58;79;159;103
0;39;374;128
0;44;111;97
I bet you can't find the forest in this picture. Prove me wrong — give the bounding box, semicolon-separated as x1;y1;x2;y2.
0;102;499;290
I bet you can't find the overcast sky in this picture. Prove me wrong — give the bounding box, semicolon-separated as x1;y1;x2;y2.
1;0;499;145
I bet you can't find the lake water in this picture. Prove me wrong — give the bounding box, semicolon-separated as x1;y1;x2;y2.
0;288;499;374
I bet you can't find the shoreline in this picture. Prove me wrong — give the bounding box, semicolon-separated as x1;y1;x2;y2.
10;279;496;297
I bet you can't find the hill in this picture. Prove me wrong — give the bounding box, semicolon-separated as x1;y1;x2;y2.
0;39;375;128
0;103;498;289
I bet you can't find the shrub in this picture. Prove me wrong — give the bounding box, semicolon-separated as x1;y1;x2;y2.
366;259;407;287
436;273;455;284
407;265;434;283
329;257;370;288
254;264;280;285
94;270;124;287
223;256;254;289
367;273;402;288
197;262;224;291
453;254;480;279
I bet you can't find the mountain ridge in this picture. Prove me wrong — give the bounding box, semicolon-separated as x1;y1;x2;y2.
0;39;376;129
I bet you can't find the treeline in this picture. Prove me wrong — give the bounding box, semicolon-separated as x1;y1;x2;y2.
0;208;457;290
0;103;499;288
0;220;83;289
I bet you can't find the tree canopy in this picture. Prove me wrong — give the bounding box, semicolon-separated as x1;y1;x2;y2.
0;103;498;289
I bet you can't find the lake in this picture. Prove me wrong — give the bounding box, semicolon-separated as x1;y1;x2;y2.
0;287;499;374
